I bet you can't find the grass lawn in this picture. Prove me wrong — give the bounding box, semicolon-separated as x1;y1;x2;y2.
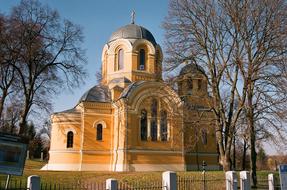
0;160;280;189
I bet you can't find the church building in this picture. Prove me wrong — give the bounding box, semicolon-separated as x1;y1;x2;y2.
42;18;219;171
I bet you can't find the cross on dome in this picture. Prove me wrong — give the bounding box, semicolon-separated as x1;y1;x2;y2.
131;10;135;24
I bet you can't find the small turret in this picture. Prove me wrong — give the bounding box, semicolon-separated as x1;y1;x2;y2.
177;64;208;98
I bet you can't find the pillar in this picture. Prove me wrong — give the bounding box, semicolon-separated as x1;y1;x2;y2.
106;178;117;190
27;175;40;190
162;171;177;190
268;174;274;190
240;171;250;190
226;171;237;190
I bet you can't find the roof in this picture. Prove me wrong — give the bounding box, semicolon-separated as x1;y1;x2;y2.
109;77;131;84
179;64;206;75
119;81;146;99
78;85;111;103
109;24;157;46
53;108;79;115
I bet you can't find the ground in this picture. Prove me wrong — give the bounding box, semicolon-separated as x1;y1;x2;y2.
0;160;280;189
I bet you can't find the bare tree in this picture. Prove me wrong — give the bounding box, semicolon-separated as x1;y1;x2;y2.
222;0;287;185
163;0;246;171
6;0;87;134
163;1;287;186
0;15;19;123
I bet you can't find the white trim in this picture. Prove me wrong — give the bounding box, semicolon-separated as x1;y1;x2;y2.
132;39;156;55
49;150;81;153
93;120;107;129
64;128;77;135
41;164;80;171
126;164;184;172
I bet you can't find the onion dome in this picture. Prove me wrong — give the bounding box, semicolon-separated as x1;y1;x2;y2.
109;24;156;46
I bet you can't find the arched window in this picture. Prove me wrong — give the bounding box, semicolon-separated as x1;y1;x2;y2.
198;79;202;90
67;131;73;148
118;49;124;70
96;124;103;141
140;109;147;141
201;129;207;145
151;99;158;141
188;79;193;90
160;110;168;141
139;49;145;70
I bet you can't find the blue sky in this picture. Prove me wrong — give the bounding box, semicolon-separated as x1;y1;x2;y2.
0;0;168;112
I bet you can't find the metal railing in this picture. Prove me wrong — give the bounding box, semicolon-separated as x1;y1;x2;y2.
40;181;106;190
0;179;28;190
118;180;163;190
177;175;226;190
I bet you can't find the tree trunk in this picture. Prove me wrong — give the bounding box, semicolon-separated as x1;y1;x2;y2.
250;123;257;187
233;135;236;170
19;99;30;135
0;89;8;122
247;85;257;187
221;155;231;171
242;139;247;170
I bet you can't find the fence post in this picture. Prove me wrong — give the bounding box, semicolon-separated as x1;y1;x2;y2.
268;174;274;190
40;152;44;161
226;171;238;190
106;178;117;190
240;171;251;190
26;150;29;160
162;171;177;190
27;175;40;190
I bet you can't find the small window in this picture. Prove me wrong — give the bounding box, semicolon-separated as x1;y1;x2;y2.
118;49;124;70
97;124;103;141
140;109;147;141
201;129;207;145
139;49;145;70
160;111;168;141
67;131;74;148
198;79;202;90
188;79;193;90
151;119;157;141
150;99;158;141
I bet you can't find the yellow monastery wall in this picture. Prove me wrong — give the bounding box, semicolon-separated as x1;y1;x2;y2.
50;114;81;151
128;152;183;164
48;152;80;164
81;153;111;164
182;94;219;169
81;102;113;151
82;113;112;150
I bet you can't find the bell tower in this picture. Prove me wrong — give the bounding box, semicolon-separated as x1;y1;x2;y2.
177;64;208;99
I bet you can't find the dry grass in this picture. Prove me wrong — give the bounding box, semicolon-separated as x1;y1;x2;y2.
0;160;280;189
